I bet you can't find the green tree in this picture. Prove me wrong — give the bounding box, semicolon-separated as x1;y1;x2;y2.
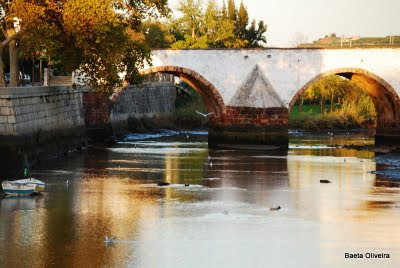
175;0;203;39
237;1;249;39
142;21;175;49
170;0;265;49
244;20;267;47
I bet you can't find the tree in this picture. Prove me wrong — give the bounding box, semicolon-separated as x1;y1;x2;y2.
221;0;227;20
302;75;352;113
61;0;169;95
237;1;248;39
170;0;266;49
244;20;267;47
0;0;50;86
1;0;169;94
227;0;236;22
142;21;175;49
174;0;203;39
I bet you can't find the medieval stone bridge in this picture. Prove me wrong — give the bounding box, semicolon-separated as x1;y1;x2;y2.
127;48;400;148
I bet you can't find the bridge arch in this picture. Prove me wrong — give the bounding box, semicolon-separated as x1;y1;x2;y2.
111;66;226;117
289;68;400;129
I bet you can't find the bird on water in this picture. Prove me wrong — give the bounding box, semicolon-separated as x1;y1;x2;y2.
270;206;281;211
104;236;116;245
195;111;214;118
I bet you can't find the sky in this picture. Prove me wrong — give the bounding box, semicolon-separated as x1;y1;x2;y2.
168;0;400;47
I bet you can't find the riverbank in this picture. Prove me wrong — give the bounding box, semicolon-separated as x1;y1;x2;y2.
289;114;374;131
289;103;375;131
0;136;87;179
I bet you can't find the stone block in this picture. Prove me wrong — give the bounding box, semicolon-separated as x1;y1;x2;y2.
4;123;14;135
1;107;10;116
7;116;16;124
0;99;8;107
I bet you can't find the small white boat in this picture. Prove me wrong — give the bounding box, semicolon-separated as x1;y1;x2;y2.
1;178;45;195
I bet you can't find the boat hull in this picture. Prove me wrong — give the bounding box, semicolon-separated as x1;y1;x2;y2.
1;179;45;195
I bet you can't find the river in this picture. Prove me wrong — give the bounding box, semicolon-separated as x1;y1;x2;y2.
1;131;399;268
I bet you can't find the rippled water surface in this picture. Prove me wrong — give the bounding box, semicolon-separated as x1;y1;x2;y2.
1;131;400;268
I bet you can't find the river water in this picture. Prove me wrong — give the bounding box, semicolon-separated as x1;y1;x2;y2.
1;131;399;268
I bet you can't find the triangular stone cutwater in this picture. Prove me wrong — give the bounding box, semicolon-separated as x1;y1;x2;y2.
229;64;284;108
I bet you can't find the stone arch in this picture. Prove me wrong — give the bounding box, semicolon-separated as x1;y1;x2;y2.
289;68;400;129
111;66;226;117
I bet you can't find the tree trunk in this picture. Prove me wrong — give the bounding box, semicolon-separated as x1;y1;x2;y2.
330;92;334;112
32;59;35;85
299;95;304;113
320;99;323;113
0;47;5;87
39;58;43;85
9;40;19;87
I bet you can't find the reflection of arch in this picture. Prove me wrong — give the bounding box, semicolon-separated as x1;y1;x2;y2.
289;68;400;128
111;66;225;117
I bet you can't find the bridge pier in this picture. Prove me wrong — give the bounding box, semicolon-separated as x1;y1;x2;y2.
208;106;289;150
375;128;400;146
82;92;114;143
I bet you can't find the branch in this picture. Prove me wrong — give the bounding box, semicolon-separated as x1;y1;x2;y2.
1;30;21;47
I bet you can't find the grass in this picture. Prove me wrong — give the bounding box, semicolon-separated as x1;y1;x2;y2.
289;103;375;131
290;104;329;119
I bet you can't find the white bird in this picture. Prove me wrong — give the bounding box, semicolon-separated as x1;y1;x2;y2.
65;180;69;185
210;162;213;168
104;236;115;245
196;111;214;118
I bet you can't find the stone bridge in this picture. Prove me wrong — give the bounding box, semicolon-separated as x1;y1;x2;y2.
135;48;400;148
85;48;400;148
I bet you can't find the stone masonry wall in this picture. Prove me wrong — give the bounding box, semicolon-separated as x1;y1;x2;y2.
216;106;288;128
208;106;289;149
110;82;176;126
0;86;86;141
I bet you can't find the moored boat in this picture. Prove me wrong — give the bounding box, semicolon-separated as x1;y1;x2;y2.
1;178;45;195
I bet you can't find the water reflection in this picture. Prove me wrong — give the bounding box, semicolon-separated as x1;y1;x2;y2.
0;132;399;267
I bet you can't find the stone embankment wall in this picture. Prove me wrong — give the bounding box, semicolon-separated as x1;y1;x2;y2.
110;82;176;128
0;83;177;143
0;86;86;144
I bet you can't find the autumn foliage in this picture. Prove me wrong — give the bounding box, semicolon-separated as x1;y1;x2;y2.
0;0;168;94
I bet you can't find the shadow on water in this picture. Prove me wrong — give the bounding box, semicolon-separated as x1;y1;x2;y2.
0;136;87;179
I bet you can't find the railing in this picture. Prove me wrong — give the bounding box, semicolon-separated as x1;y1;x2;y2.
41;69;174;87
